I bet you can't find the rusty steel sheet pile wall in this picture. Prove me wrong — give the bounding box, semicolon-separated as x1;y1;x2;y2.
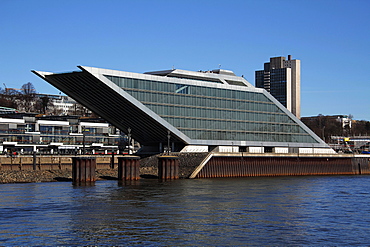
353;157;370;175
196;156;357;178
72;157;96;184
118;156;140;181
158;156;179;180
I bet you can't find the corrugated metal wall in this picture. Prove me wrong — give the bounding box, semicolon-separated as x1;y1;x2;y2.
196;156;359;178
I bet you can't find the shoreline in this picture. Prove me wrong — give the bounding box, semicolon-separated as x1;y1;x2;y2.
0;168;144;184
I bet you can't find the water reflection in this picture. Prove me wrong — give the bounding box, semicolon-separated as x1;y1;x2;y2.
1;176;370;246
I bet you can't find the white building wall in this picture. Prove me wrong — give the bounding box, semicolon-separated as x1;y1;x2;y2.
284;59;301;118
217;146;239;152
285;68;292;112
247;147;264;153
273;147;289;153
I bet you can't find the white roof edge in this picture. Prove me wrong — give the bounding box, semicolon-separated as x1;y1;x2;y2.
79;66;255;92
31;70;54;78
151;68;253;87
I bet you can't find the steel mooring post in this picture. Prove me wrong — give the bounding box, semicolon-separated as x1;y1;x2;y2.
33;151;37;170
72;157;96;185
158;156;179;180
111;151;115;169
118;156;140;181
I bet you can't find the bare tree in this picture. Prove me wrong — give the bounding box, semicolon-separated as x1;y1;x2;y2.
19;82;37;112
0;86;19;109
21;82;36;95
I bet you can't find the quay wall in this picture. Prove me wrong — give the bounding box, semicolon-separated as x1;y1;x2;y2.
0;153;208;182
0;153;369;183
192;153;370;178
0;155;115;171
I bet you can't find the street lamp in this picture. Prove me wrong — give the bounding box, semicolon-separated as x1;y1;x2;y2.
82;126;86;154
127;127;131;154
167;130;171;154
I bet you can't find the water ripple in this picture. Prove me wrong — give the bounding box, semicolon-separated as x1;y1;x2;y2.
1;176;370;246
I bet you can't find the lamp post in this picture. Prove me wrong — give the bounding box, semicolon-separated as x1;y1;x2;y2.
127;127;132;154
82;126;86;154
167;130;171;155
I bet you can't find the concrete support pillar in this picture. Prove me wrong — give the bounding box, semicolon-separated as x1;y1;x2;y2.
118;156;140;181
158;156;179;180
72;157;96;184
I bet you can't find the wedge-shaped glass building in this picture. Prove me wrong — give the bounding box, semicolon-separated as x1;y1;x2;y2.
33;66;332;153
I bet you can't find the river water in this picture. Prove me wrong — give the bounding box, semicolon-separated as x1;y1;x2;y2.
1;175;370;246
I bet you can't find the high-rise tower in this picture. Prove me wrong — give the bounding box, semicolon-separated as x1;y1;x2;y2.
255;55;301;118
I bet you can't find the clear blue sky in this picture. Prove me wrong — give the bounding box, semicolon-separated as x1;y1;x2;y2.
1;0;369;120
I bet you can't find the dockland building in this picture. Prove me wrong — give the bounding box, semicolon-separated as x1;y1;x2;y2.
0;113;123;154
33;66;333;154
255;55;301;118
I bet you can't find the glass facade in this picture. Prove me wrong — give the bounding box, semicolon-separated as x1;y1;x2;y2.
256;68;288;107
105;75;318;144
269;68;288;107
